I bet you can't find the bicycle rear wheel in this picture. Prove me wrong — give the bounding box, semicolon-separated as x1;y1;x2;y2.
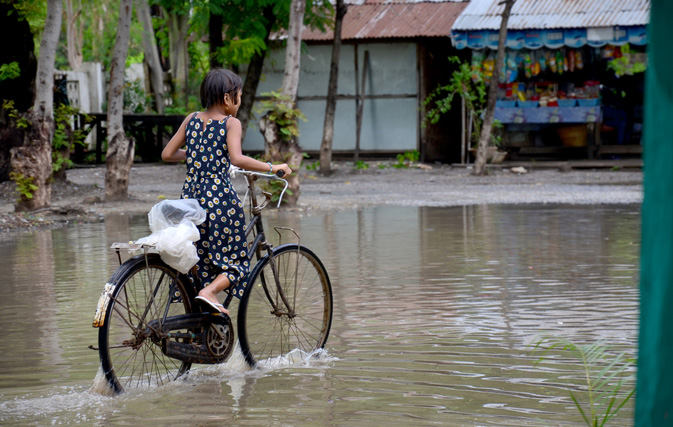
238;244;333;367
98;254;195;393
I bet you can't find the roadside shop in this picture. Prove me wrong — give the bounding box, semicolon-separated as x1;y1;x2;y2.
450;0;649;161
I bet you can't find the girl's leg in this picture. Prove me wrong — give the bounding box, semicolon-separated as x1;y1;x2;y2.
198;273;231;315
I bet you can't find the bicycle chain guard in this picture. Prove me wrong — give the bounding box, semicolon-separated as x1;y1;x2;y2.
150;313;234;364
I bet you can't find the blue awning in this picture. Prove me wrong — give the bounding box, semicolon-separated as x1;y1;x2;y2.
451;26;647;50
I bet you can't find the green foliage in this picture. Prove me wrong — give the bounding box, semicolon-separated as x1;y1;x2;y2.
425;56;499;146
606;44;647;77
188;41;210;86
2;100;31;129
163;94;200;116
0;62;21;81
213;38;267;67
4;0;47;54
393;150;420;169
125;51;145;68
257;91;306;141
533;337;635;427
264;179;292;205
305;160;319;170
52;104;92;173
123;80;149;113
188;0;334;68
354;160;369;170
9;172;38;201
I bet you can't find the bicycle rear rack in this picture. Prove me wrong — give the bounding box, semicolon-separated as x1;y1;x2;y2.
110;242;156;265
274;226;300;247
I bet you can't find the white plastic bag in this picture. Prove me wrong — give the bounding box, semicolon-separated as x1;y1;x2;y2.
136;199;206;273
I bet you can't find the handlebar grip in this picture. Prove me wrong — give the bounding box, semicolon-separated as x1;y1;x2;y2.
276;170;285;178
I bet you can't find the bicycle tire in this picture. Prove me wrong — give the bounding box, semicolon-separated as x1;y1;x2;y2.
237;244;333;367
98;254;195;393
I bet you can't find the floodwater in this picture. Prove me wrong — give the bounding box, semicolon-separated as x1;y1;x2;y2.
0;204;640;426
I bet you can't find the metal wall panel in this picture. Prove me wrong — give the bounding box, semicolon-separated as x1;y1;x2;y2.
243;42;418;153
452;0;650;30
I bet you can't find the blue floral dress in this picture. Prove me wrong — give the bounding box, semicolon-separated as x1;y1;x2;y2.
180;113;249;298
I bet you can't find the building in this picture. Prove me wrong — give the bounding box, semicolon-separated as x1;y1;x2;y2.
243;0;469;163
450;0;650;159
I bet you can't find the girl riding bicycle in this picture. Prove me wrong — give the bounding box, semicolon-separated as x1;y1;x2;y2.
162;68;292;315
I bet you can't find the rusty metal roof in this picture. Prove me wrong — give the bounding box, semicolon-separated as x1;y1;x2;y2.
452;0;650;31
302;1;469;41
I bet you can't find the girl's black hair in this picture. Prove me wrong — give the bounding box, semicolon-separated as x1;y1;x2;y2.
200;68;243;108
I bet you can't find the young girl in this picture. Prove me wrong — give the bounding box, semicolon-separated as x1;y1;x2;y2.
162;69;291;315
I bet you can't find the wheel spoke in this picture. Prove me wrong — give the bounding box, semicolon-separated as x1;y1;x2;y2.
239;246;332;367
99;255;192;393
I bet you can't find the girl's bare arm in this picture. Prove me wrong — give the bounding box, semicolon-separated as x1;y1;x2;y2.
161;115;190;162
227;117;292;176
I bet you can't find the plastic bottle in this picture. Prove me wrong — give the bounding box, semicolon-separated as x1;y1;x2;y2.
524;53;532;78
549;52;557;73
568;49;575;72
575;50;584;70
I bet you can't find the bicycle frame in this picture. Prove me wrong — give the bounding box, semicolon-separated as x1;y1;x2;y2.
219;171;296;317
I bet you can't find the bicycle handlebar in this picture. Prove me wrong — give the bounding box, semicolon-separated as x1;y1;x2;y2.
230;166;289;208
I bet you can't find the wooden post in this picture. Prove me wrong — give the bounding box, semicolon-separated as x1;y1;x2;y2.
354;44;359;160
355;50;369;164
461;96;466;164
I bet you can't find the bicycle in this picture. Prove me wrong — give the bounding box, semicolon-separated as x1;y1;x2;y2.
92;168;333;394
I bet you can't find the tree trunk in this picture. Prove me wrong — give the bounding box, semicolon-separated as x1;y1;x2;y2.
65;0;83;71
319;0;346;176
105;0;134;202
167;12;189;108
10;0;61;211
0;1;37;182
280;0;306;99
261;0;306;206
239;5;275;141
259;117;304;206
162;8;189;107
209;11;223;68
136;0;164;113
473;0;515;175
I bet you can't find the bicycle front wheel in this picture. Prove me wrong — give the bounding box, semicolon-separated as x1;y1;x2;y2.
98;254;195;393
238;244;333;367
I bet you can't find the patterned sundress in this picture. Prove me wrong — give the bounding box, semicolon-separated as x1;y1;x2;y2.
180;113;249;298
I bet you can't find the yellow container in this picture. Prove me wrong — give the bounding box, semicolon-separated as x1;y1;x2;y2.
557;125;587;147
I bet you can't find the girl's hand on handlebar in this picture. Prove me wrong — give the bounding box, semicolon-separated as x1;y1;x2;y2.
273;163;292;178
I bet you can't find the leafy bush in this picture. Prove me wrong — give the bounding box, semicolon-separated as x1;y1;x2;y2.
257;91;306;141
533;337;635;427
0;62;21;81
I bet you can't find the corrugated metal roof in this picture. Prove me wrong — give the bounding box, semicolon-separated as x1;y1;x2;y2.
302;1;469;40
346;0;464;4
452;0;650;31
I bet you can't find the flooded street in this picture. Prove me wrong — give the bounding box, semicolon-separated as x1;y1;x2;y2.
0;204;639;426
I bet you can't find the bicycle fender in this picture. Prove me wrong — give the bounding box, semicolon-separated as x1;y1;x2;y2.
92;282;116;328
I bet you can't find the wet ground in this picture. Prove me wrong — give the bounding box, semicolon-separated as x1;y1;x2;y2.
0;204;639;426
0;162;642;228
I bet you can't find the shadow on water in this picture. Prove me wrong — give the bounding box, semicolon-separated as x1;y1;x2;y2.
0;204;640;426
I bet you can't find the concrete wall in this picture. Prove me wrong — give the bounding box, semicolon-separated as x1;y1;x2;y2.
55;62;105;114
243;41;419;153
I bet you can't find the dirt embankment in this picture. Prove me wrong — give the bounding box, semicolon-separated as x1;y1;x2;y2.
0;162;643;231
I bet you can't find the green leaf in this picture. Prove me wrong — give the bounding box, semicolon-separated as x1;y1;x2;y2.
0;62;20;81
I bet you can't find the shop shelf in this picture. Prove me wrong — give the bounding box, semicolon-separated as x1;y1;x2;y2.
577;98;601;107
496;100;517;108
519;100;538;108
558;99;577;107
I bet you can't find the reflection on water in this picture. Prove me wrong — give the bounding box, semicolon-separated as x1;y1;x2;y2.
0;205;639;426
